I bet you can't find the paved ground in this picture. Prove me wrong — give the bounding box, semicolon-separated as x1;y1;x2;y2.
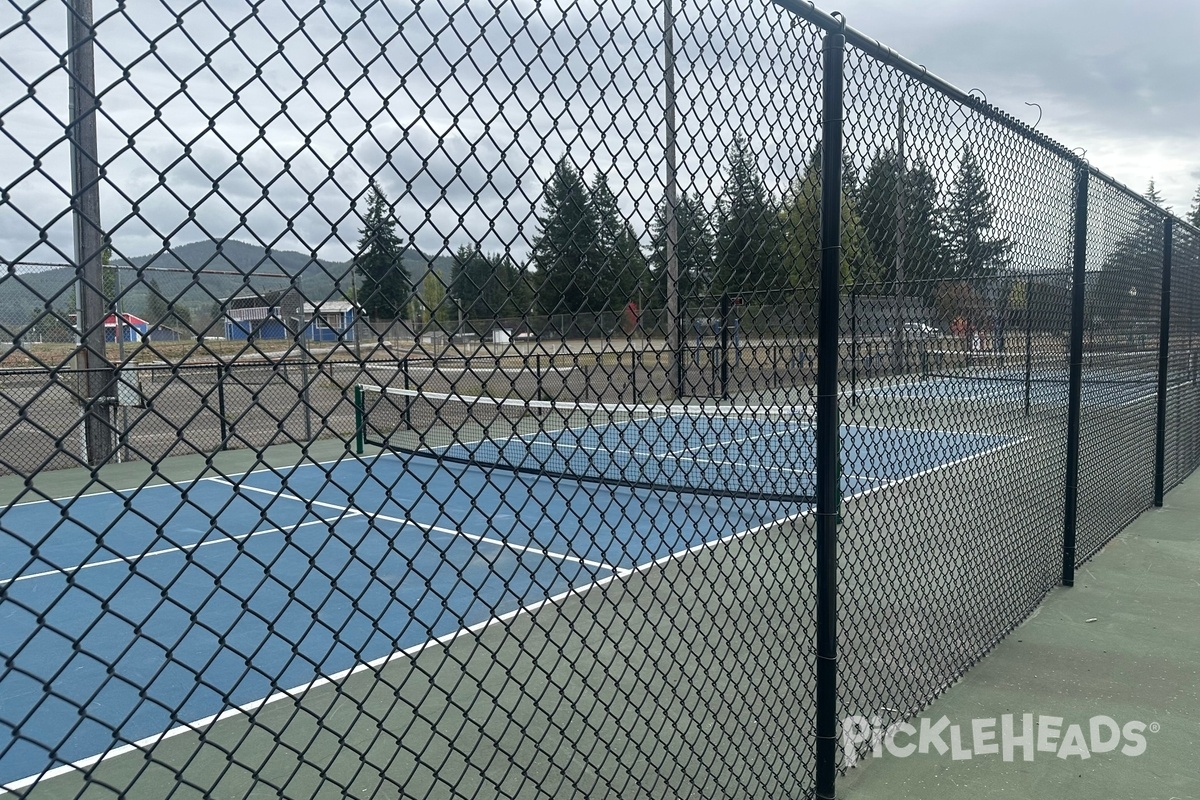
839;469;1200;800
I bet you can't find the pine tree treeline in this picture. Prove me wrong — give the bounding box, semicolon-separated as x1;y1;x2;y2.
528;142;1012;316
529;160;650;316
525;142;1010;317
355;143;1015;326
449;247;531;320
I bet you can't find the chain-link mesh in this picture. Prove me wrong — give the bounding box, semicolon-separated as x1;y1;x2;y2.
1073;180;1164;563
0;1;1195;797
1166;225;1200;489
834;48;1077;764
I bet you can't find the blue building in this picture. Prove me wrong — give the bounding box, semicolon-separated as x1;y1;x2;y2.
103;313;149;343
222;288;301;341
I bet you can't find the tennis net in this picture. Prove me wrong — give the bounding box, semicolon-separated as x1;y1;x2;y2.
354;385;817;502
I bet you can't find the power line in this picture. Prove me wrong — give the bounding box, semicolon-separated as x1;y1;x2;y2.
5;260;294;278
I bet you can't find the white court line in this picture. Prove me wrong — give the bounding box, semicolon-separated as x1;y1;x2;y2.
370;364;577;377
212;479;613;572
3;480;184;509
3;451;370;509
0;516;349;588
1;427;1021;796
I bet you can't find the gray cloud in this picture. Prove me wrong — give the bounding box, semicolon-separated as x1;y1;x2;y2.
4;0;1192;277
832;0;1200;210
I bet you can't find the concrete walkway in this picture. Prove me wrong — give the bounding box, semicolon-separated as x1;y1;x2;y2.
839;471;1200;799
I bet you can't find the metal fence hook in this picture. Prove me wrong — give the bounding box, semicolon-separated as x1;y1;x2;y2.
1025;101;1043;130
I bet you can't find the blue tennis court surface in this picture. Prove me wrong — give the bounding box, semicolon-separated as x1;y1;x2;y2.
0;421;1011;790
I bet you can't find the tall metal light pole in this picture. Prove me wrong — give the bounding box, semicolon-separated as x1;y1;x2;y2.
663;0;681;398
892;96;908;373
68;0;114;465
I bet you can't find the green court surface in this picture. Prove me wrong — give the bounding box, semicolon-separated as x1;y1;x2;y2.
839;470;1200;800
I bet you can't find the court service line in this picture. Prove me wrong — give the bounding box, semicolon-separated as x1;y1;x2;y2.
213;479;614;572
0;517;352;588
4;425;1024;796
371;510;614;572
4;480;187;509
843;434;1028;501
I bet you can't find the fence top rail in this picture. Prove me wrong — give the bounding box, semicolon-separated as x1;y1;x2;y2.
1085;167;1200;237
772;0;1199;238
771;0;1080;162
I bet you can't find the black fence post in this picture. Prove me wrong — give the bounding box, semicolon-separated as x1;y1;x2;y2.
1023;277;1034;416
1154;217;1173;506
216;363;228;448
814;27;844;800
631;347;639;403
677;311;687;400
850;289;858;405
1062;166;1090;587
299;355;313;444
719;292;731;400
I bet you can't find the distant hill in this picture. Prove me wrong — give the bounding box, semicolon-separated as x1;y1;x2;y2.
0;240;454;334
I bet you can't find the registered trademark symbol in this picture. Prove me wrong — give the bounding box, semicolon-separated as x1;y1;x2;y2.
1149;722;1161;734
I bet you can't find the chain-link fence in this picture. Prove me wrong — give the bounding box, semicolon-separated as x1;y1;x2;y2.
1;1;1196;798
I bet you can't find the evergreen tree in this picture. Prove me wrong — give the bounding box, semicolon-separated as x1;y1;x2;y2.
649;191;716;308
714;135;783;297
102;246;117;300
779;148;880;297
590;173;648;311
530;158;599;315
944;147;1010;279
492;253;534;317
859;148;949;290
1143;179;1165;209
418;272;451;324
144;278;193;333
450;245;488;319
145;278;170;325
451;246;534;321
173;303;194;330
451;246;500;318
31;305;70;342
1189;185;1200;228
1091;180;1170;324
841;154;861;208
355;183;409;320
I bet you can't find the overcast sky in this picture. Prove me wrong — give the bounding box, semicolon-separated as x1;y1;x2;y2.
829;0;1199;214
1;0;1195;271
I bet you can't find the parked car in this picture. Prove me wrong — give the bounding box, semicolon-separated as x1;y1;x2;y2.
888;322;941;339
